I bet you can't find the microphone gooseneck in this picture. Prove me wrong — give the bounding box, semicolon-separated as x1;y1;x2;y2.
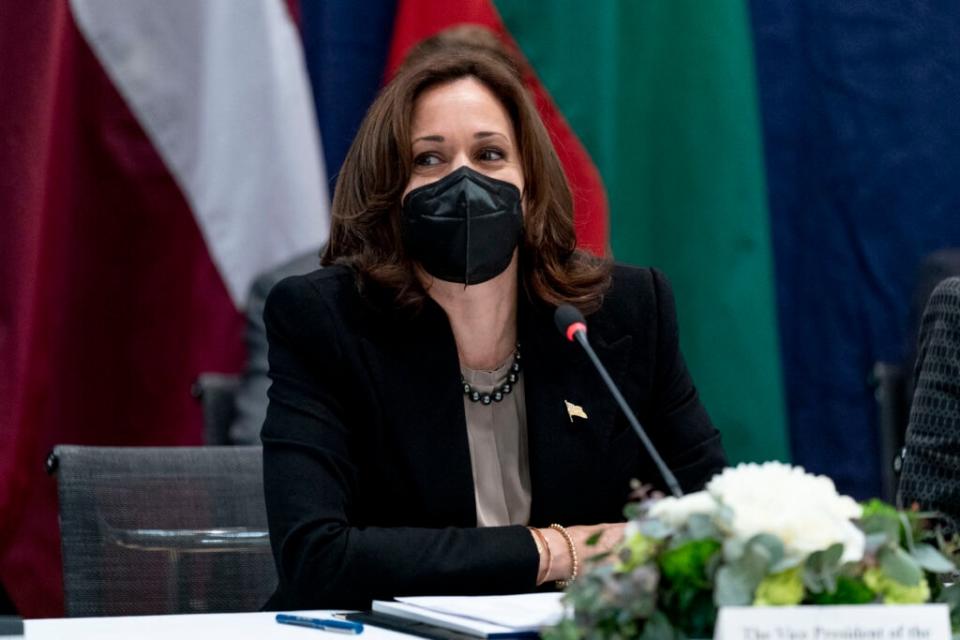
554;305;684;498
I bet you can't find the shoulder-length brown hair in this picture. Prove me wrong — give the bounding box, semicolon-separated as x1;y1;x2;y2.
321;44;612;313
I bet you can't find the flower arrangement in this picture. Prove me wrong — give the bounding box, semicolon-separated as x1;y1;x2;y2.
546;462;960;640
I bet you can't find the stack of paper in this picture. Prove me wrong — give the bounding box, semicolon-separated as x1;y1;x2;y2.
371;592;565;638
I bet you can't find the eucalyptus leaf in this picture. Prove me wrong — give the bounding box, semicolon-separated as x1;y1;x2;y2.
639;518;673;540
911;543;956;573
938;581;960;630
585;531;603;546
879;546;923;586
686;513;719;540
736;547;771;584
899;511;916;552
769;555;803;575
639;611;677;640
804;543;849;595
860;512;901;544
751;534;785;563
715;503;735;530
722;537;745;564
741;534;785;574
822;543;844;567
864;532;889;553
714;565;756;606
939;582;960;608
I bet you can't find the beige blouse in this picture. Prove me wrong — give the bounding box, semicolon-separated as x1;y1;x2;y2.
461;357;532;527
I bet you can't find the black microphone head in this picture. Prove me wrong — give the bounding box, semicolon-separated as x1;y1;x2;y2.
554;304;586;341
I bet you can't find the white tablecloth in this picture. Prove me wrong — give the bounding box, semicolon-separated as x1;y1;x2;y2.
25;610;412;639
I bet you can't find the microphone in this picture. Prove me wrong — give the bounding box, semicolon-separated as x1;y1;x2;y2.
554;304;684;498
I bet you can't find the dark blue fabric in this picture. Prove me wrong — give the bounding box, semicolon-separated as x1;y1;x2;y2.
300;0;397;193
749;1;960;497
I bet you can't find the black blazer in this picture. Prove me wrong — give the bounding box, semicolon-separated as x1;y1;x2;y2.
261;263;726;610
899;276;960;530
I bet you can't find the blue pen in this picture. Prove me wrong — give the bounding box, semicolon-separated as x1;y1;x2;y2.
276;613;364;634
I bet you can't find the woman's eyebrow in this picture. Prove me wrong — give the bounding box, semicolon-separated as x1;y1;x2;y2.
474;131;507;140
413;134;445;143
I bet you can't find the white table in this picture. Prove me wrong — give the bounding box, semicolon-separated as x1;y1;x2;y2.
25;611;412;639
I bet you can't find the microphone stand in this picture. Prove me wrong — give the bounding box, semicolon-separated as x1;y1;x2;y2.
570;329;685;498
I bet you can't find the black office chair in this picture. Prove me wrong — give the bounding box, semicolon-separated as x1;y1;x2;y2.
869;362;910;503
49;445;276;616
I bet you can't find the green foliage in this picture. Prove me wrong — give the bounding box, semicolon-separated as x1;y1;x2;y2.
715;534;785;606
807;575;876;605
617;533;658;572
863;567;931;604
659;539;720;589
939;583;960;631
551;497;960;639
878;546;923;587
657;539;721;637
754;566;804;606
861;499;900;519
860;501;902;548
803;543;843;594
911;543;956;574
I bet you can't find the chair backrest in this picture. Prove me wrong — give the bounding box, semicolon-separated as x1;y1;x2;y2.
870;362;910;503
51;445;276;617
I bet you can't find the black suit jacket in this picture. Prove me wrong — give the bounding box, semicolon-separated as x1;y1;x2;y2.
899;276;960;530
261;263;726;610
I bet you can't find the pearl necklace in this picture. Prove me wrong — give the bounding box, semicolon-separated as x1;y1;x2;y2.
461;343;522;405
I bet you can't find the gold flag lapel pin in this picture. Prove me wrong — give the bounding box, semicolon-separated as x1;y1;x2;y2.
565;400;588;422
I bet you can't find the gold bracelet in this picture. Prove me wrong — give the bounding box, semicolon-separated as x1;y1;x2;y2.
549;523;578;589
527;527;551;585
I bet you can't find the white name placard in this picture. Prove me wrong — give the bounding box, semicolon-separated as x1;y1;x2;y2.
715;604;950;640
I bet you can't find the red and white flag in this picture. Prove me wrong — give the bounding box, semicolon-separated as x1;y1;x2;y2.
0;0;326;616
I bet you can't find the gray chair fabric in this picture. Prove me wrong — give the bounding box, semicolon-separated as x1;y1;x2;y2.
51;445;276;617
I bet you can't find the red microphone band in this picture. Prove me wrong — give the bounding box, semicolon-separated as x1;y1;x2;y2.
565;322;587;342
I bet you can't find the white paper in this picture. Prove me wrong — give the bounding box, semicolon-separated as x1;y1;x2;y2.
370;592;566;637
373;600;519;637
715;604;950;640
396;593;566;628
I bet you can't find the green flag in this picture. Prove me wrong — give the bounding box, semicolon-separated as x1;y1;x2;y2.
497;0;789;463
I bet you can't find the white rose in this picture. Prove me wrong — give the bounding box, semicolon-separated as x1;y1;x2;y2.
706;462;864;564
647;490;718;528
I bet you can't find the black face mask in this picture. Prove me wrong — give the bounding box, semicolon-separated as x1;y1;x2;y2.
401;166;523;285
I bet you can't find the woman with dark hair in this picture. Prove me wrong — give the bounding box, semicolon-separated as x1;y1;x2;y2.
261;44;726;610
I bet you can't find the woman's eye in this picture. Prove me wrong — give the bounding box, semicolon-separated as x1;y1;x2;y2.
413;153;442;167
478;148;505;162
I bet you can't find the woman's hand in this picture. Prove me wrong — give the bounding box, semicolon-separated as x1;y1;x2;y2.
530;523;625;585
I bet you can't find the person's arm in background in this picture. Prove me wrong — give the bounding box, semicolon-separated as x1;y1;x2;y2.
899;276;960;531
229;250;321;445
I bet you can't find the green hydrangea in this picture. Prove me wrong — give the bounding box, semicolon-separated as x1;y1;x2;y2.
616;532;657;572
753;567;805;606
862;567;931;604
